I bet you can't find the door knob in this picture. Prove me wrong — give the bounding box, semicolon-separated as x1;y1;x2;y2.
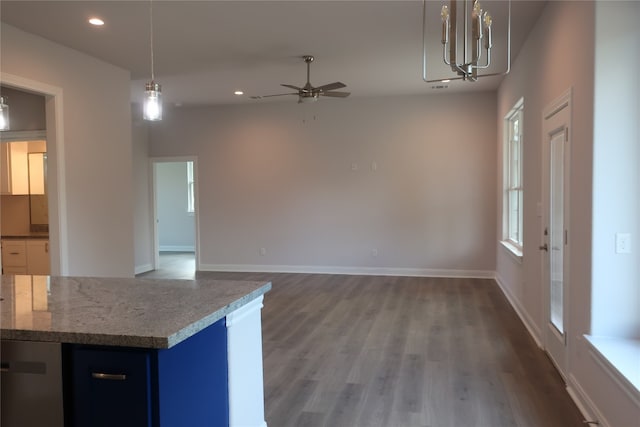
539;244;548;251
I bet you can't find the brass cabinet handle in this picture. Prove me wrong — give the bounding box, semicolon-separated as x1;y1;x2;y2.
91;372;127;381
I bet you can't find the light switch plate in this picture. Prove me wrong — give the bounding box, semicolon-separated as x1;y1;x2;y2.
615;233;631;254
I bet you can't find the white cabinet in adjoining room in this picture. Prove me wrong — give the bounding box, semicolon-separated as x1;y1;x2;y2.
1;142;29;196
26;240;50;275
1;239;50;275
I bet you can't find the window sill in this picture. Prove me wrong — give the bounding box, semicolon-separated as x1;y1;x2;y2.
500;240;523;263
584;335;640;403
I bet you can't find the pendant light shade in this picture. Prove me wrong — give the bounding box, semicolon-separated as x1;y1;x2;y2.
143;0;162;121
144;82;162;121
0;96;9;131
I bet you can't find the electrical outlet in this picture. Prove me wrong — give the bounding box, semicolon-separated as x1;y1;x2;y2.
259;247;267;256
351;162;358;171
615;233;631;254
371;248;378;257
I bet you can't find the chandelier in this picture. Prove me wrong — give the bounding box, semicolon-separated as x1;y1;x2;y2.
422;0;511;83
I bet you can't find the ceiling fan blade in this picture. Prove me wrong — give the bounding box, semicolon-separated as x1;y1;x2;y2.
321;91;351;98
281;84;301;91
250;93;297;99
316;82;346;92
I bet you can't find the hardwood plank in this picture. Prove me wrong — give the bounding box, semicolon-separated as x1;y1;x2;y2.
147;270;585;427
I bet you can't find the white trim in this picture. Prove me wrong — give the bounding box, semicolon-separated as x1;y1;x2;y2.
226;296;264;328
499;240;523;263
584;336;640;406
494;272;543;348
199;263;494;278
0;73;68;275
134;263;153;275
226;295;266;427
566;373;612;427
159;245;195;252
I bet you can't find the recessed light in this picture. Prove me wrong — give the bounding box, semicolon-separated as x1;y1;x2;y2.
234;90;244;96
89;17;105;26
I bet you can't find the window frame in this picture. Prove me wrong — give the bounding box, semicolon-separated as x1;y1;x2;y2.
186;161;195;214
502;98;524;256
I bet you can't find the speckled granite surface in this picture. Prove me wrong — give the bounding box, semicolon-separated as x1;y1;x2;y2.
0;275;271;349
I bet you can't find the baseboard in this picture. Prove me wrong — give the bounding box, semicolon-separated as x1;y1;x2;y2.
493;272;543;348
159;245;195;252
566;374;611;427
135;263;153;275
198;263;494;279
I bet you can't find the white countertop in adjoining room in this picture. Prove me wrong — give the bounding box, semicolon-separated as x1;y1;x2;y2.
0;275;271;349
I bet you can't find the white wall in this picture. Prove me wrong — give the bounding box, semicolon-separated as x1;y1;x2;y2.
155;162;195;252
148;92;497;275
496;2;639;426
591;1;640;338
132;109;154;274
0;24;135;277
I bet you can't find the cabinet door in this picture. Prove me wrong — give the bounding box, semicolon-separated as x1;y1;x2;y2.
1;143;11;195
1;241;27;268
26;240;50;275
1;143;29;195
71;347;152;427
0;340;64;427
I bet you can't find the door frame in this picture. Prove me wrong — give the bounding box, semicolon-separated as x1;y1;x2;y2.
540;88;572;378
1;73;68;275
149;156;200;272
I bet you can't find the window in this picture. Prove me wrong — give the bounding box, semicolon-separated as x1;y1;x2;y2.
186;161;195;213
503;99;524;253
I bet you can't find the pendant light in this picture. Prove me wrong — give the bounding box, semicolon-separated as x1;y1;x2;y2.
0;96;9;130
143;0;162;121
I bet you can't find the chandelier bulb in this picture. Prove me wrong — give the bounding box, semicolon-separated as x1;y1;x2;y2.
440;5;449;22
484;11;492;27
473;0;482;17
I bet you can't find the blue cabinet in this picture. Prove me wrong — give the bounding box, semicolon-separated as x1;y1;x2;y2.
66;319;229;427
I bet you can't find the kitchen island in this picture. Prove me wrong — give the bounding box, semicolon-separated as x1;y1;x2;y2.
0;275;271;427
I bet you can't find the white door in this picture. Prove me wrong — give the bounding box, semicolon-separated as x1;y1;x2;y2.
541;91;571;377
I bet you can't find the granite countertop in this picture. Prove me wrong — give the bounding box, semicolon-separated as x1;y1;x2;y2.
0;275;271;349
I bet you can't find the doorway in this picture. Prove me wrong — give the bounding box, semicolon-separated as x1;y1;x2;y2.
541;90;572;378
150;158;199;279
0;74;67;275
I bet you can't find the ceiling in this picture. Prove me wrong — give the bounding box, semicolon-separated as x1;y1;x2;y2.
0;1;546;106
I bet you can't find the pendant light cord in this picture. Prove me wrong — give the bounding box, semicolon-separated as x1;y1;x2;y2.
150;0;155;81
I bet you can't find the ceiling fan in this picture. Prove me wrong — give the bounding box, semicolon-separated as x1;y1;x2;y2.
251;55;351;103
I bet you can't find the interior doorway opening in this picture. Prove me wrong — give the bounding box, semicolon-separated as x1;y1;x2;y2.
149;158;199;279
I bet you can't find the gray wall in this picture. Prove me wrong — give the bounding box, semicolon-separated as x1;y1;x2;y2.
147;92;497;275
1;24;134;277
496;2;639;426
0;85;45;131
132;110;153;274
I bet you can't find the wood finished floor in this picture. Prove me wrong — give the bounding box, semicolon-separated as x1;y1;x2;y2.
141;263;584;427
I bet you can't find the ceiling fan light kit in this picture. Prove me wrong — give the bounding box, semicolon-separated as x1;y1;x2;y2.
251;55;351;103
423;0;511;83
